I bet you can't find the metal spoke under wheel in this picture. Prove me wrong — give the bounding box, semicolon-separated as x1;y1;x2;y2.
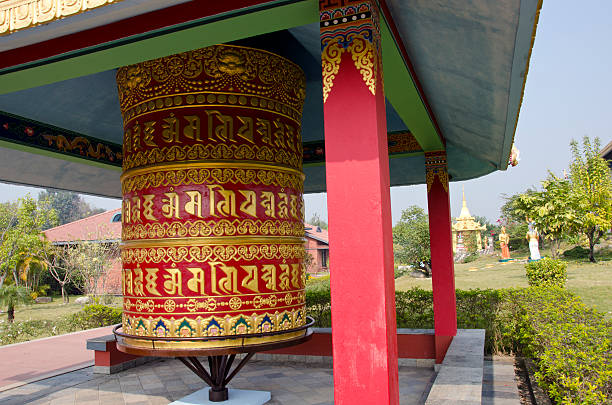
177;353;255;402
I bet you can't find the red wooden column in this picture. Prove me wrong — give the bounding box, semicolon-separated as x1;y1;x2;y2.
425;151;457;363
320;2;399;404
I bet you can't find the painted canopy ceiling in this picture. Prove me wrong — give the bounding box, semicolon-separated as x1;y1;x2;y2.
0;0;541;198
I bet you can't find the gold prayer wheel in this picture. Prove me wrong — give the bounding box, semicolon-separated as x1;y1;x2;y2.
115;44;308;354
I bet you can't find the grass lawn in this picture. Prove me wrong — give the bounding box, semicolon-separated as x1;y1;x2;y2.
395;253;612;318
8;295;122;323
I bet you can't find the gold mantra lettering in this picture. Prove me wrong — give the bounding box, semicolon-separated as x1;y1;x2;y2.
122;188;303;224
124;112;300;154
123;262;305;298
123;267;161;296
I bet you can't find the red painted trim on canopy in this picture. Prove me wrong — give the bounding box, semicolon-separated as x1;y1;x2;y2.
0;0;274;71
377;0;446;146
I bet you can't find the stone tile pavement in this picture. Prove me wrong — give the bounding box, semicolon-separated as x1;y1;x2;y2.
482;357;521;405
0;358;435;405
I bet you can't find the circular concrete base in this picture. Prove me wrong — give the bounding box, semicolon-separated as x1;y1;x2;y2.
169;388;271;404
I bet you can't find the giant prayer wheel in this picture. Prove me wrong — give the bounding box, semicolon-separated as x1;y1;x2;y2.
115;44;309;354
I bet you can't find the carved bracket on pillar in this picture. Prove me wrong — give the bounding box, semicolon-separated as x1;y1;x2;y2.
320;1;382;103
425;150;449;193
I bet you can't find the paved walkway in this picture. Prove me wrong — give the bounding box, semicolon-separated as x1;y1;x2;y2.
0;326;115;391
482;357;521;404
0;359;435;404
0;328;521;404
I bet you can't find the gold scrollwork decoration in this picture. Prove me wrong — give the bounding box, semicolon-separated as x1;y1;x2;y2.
122;219;304;240
122;143;301;171
121;243;306;264
122;308;306;339
424;151;449;193
347;33;377;97
116;45;306;115
0;0;127;36
121;165;303;194
321;39;344;103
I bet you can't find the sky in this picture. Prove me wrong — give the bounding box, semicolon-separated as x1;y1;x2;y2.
1;0;611;224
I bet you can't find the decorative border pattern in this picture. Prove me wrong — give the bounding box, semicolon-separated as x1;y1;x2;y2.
0;111;122;165
122;219;304;240
116;44;306;115
121;91;302;128
122;307;306;338
320;1;381;103
121;243;306;264
123;291;305;315
121;165;303;194
424;150;449;193
122;143;301;172
0;0;126;36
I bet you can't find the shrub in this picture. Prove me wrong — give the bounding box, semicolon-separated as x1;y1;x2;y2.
305;287;332;327
306;275;330;289
562;245;590;259
462;253;479;263
524;257;567;287
0;319;60;345
395;288;434;328
68;304;122;330
515;287;612;404
305;285;611;403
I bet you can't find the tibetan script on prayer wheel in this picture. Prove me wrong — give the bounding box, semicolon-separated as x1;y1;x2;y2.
116;44;307;351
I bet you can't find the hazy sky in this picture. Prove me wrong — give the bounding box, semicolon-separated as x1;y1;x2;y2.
1;1;610;224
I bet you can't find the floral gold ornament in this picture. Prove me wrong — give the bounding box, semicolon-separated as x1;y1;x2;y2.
320;2;381;103
116;44;308;353
425;151;449;193
0;0;127;36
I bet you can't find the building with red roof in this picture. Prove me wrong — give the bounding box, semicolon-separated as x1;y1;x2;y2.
304;223;329;274
43;208;122;294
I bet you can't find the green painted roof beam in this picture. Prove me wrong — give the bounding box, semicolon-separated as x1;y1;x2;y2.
380;16;444;152
0;0;320;95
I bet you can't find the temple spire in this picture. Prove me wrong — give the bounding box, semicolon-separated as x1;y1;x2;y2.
459;186;471;219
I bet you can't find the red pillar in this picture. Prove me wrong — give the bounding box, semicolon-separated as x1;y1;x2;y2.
320;2;399;404
425;151;457;363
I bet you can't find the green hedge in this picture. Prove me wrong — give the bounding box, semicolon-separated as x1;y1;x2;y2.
0;304;122;345
68;304;122;329
305;286;612;403
525;257;567;287
513;287;611;404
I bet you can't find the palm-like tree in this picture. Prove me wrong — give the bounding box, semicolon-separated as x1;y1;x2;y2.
0;285;32;322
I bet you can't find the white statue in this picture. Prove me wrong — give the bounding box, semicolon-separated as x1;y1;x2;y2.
526;219;541;261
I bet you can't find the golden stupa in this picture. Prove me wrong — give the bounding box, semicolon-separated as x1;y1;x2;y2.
452;188;486;253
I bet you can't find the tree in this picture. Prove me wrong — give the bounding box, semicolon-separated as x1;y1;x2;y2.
568;137;612;262
392;206;431;277
71;239;119;297
39;243;81;304
0;285;32;322
308;213;328;230
37;189;104;228
0;196;57;288
512;174;579;258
